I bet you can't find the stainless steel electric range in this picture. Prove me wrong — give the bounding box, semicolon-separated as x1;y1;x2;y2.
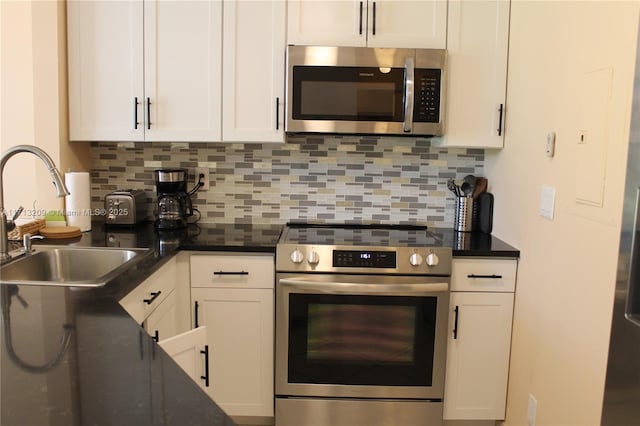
275;223;452;426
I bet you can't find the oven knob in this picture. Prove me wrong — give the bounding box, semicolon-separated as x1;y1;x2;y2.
409;253;423;266
291;249;304;264
307;250;320;265
426;252;440;267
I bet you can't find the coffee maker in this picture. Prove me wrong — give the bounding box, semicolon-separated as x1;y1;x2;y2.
154;169;197;229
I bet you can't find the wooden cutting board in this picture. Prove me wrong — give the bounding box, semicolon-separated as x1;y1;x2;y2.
40;226;83;239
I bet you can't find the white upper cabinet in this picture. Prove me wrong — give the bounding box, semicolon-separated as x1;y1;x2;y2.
287;0;446;49
68;0;223;142
67;1;144;141
144;0;222;142
222;0;285;143
68;0;284;143
287;1;366;47
366;0;447;48
432;0;511;148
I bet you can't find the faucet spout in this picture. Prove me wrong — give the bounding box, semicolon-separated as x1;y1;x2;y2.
0;145;71;262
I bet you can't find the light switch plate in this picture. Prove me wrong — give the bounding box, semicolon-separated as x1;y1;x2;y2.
528;393;537;426
539;186;556;220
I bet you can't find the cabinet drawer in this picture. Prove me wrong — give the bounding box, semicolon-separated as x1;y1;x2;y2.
451;258;517;292
120;258;177;324
190;253;274;289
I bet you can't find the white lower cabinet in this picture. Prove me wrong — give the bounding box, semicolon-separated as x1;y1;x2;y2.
444;258;517;421
190;253;275;420
159;326;209;392
119;254;208;391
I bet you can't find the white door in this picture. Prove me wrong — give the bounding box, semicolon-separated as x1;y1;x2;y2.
366;0;447;49
67;0;144;141
444;291;514;420
287;0;366;47
435;0;511;148
143;0;222;142
222;0;285;142
192;287;274;417
145;290;178;343
159;326;209;391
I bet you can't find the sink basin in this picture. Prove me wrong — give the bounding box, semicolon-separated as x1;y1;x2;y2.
0;246;151;287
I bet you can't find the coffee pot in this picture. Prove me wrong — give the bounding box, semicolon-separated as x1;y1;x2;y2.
154;169;201;229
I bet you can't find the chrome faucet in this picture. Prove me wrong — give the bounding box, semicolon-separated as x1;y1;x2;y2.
0;145;70;261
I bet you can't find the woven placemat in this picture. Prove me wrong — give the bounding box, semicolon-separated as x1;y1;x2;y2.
8;218;46;241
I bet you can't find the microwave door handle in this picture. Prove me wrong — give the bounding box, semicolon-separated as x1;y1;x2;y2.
279;278;448;295
403;57;415;133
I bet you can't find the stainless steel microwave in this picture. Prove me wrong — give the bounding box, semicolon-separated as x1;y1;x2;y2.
285;45;447;136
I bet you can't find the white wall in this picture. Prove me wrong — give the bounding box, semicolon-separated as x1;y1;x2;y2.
486;2;640;425
0;0;89;218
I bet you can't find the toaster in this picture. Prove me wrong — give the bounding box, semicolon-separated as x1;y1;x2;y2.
104;189;147;225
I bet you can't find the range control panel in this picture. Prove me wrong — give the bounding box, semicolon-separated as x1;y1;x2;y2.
277;243;452;275
333;250;396;268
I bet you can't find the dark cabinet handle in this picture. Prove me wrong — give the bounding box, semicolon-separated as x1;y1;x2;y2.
497;103;504;136
359;1;363;35
146;97;152;130
143;291;162;305
467;274;503;279
152;330;159;342
275;97;280;130
372;1;377;35
453;306;459;339
194;301;199;328
213;271;249;276
200;345;210;387
134;97;139;129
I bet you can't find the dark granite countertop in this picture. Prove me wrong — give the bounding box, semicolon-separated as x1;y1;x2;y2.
1;220;517;425
429;228;520;258
1;221;282;426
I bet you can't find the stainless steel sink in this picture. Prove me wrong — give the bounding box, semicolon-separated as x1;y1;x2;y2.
0;246;151;287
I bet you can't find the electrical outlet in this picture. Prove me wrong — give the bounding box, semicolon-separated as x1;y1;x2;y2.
528;394;537;426
195;167;209;191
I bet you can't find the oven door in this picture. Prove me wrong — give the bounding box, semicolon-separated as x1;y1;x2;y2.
275;274;449;400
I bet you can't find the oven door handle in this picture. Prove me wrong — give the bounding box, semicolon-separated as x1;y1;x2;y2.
279;279;448;295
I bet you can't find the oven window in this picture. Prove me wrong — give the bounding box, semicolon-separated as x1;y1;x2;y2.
292;66;405;122
288;294;437;386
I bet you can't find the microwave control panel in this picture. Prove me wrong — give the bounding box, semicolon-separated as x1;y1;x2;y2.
414;69;442;123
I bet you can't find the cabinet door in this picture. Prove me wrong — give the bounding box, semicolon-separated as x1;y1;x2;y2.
434;0;510;148
67;0;144;141
145;289;178;343
444;292;514;420
366;0;446;48
120;257;177;325
287;0;366;47
143;0;222;142
192;288;274;418
159;327;209;391
222;0;285;143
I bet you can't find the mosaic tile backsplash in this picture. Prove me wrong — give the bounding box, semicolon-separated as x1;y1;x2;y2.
89;136;484;227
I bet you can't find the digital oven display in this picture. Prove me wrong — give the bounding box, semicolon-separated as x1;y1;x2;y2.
333;250;396;268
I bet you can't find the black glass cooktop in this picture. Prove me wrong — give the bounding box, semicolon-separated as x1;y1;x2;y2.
282;223;444;247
